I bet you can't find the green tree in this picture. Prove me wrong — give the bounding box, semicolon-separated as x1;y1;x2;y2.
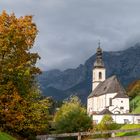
126;80;140;113
54;96;92;133
97;114;118;138
0;10;50;138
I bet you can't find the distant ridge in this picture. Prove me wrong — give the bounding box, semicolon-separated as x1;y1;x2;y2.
38;43;140;103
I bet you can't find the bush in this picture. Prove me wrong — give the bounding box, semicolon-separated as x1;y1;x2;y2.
54;96;92;133
97;114;118;138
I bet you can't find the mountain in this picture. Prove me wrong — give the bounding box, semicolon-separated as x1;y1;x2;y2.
38;43;140;103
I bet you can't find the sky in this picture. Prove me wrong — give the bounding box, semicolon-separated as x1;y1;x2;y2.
1;0;140;70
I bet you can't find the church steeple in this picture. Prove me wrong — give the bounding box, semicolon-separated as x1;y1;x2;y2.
92;42;106;91
94;42;104;68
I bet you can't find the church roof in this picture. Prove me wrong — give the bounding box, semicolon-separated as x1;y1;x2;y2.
98;108;113;115
88;75;129;98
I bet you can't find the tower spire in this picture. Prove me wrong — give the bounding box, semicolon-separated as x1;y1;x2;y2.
92;42;106;91
94;42;104;68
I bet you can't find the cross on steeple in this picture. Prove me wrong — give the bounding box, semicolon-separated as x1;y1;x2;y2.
98;40;101;48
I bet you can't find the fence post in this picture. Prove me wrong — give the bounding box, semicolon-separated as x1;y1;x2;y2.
78;132;81;140
111;132;115;138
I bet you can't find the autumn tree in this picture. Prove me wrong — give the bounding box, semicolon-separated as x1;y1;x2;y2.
0;10;49;138
127;80;140;98
54;96;92;133
126;80;140;113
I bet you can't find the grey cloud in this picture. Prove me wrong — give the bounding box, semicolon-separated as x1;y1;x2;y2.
0;0;140;70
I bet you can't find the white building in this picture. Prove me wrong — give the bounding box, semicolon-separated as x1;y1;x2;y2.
87;45;140;124
92;113;140;124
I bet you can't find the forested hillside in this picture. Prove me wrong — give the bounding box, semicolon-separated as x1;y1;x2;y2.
38;43;140;103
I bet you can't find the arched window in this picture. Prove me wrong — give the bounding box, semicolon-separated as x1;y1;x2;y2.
99;72;102;79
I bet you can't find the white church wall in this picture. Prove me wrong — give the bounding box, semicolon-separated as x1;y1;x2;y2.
87;93;129;115
92;115;103;124
113;115;133;124
92;82;100;91
87;97;93;114
105;93;117;107
87;97;98;114
93;114;140;124
94;93;117;112
92;68;106;90
134;115;140;124
112;98;129;114
93;68;106;82
93;97;98;112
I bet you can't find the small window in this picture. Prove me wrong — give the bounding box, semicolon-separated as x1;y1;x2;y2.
137;119;140;124
104;87;107;91
120;107;124;109
109;98;112;106
124;119;129;124
99;72;102;79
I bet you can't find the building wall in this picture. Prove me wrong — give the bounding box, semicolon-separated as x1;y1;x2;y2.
97;93;117;112
111;98;130;114
87;97;93;114
93;114;140;124
87;93;129;115
92;68;106;91
88;93;117;114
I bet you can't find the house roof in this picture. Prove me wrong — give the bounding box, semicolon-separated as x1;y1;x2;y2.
98;108;113;115
88;75;129;98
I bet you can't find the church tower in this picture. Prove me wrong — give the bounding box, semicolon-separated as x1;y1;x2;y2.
92;43;106;91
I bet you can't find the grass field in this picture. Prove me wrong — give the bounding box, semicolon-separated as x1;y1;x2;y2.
0;132;16;140
116;124;140;137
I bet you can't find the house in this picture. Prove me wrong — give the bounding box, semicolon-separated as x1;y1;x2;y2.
87;44;140;124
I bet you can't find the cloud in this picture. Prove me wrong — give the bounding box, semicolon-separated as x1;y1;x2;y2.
0;0;140;70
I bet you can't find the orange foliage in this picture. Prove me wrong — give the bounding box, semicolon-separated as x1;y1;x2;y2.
127;80;140;98
0;11;49;136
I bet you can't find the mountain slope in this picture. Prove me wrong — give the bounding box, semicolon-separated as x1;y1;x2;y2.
38;43;140;103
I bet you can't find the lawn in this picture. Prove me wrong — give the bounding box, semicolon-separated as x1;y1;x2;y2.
116;124;140;137
0;132;16;140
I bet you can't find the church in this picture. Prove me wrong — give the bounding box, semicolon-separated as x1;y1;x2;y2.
87;45;140;124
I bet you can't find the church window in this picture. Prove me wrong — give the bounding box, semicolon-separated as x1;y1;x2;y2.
124;119;129;124
120;107;124;109
109;98;112;106
104;87;107;91
99;72;102;79
137;119;140;124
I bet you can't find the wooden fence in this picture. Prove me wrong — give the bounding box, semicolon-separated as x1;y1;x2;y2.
36;128;140;140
